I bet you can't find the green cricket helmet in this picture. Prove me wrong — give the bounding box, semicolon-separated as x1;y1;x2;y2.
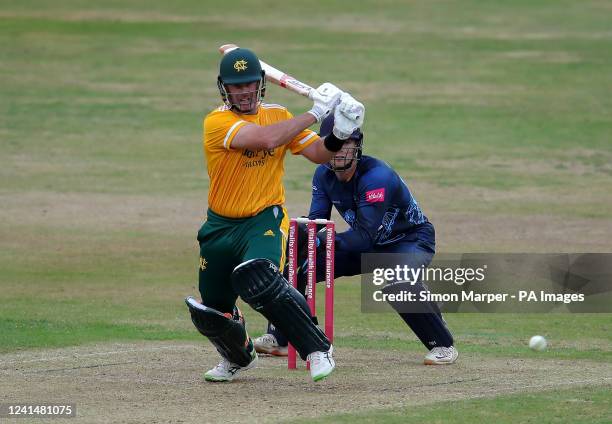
217;48;266;112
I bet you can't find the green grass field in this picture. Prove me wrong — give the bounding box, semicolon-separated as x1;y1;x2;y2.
1;1;611;422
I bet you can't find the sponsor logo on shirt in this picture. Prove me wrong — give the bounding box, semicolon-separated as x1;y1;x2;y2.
242;148;276;168
366;188;385;203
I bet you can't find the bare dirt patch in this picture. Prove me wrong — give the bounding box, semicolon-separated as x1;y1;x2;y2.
445;27;612;41
0;192;204;236
2;187;611;253
0;10;405;34
496;50;582;64
427;155;612;178
432;210;612;252
1;341;610;423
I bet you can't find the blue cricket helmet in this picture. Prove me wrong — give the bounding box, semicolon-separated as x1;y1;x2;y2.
319;114;363;171
319;113;363;143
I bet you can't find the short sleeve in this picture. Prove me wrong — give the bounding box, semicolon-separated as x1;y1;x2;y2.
283;110;320;154
204;109;249;150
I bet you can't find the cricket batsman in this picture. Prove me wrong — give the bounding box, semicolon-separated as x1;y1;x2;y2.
255;114;458;365
184;47;365;382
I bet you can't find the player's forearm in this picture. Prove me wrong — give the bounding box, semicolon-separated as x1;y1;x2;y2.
264;112;318;149
301;139;335;164
334;228;375;252
233;113;317;150
308;208;332;220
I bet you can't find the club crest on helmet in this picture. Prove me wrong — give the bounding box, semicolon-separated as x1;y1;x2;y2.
234;60;248;72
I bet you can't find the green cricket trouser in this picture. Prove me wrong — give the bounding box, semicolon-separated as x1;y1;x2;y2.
197;205;289;313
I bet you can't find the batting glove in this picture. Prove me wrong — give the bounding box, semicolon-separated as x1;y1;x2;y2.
308;83;343;123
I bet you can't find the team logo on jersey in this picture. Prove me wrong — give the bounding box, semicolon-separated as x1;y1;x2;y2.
199;256;208;271
344;209;356;228
406;199;426;225
234;59;248;72
366;188;385;203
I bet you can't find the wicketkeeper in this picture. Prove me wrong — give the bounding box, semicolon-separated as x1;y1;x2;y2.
185;47;365;382
255;114;458;365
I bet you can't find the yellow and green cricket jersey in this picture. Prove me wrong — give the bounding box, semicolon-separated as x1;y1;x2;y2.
203;103;319;218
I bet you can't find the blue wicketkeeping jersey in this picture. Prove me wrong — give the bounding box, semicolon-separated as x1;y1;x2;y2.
309;156;433;252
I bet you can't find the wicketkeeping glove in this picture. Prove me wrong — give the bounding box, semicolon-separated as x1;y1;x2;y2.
332;92;365;139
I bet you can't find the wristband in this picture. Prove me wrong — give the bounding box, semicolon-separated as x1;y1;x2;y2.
307;109;323;123
323;133;344;152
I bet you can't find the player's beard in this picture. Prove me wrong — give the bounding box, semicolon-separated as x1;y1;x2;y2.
229;88;260;114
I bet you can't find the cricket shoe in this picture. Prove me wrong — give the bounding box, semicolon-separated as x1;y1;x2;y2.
307;345;335;382
253;333;288;356
424;346;458;365
204;350;258;382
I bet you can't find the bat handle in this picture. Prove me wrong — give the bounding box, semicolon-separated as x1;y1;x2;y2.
219;43;239;55
308;89;344;109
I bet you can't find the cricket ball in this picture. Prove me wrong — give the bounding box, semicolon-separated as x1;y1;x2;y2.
529;335;547;351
